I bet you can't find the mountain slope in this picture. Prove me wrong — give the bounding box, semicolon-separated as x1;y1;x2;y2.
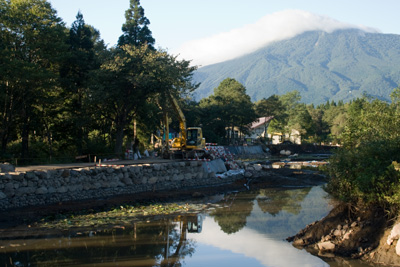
192;29;400;104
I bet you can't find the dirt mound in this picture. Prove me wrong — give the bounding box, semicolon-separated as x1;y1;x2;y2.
288;203;400;265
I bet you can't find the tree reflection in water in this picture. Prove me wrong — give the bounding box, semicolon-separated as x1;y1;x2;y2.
0;215;201;266
209;192;257;234
257;187;312;216
1;187;324;266
208;188;313;235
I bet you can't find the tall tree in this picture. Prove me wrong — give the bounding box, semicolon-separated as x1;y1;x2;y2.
118;0;155;48
0;0;67;158
60;12;101;155
200;78;256;144
254;95;285;118
94;45;197;154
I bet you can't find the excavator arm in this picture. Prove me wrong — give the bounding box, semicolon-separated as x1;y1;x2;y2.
167;92;187;149
163;91;206;159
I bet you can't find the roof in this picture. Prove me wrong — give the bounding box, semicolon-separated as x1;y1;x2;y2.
250;116;274;129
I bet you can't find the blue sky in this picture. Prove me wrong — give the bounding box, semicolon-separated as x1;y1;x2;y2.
48;0;400;66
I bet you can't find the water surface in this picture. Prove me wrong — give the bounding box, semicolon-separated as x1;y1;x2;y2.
0;186;375;266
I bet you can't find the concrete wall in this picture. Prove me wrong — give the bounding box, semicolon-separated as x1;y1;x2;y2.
0;159;240;211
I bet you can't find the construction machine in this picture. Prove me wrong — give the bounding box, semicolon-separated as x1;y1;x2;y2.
163;92;207;159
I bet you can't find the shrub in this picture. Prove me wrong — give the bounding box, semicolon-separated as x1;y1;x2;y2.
326;138;400;212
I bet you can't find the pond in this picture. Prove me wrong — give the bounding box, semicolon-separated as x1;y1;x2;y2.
0;186;377;266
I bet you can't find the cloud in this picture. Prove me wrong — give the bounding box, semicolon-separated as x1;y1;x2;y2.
174;10;379;67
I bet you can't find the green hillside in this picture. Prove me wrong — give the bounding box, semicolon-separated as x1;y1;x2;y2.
193;29;400;104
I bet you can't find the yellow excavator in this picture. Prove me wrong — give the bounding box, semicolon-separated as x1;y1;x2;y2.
163;92;206;159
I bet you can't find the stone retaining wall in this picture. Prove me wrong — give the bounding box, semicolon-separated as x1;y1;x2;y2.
0;160;242;211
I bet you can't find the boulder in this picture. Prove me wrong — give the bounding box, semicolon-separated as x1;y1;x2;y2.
244;171;253;178
0;163;15;173
148;177;158;184
317;241;335;251
122;177;133;185
253;164;263;171
36;186;48;194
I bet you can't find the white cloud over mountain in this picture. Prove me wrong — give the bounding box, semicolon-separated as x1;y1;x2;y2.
175;10;379;67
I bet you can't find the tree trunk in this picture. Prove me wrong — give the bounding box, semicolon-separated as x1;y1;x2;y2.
1;82;14;153
21;114;30;160
114;113;127;155
114;125;125;155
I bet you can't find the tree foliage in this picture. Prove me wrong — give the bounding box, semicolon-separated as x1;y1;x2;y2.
0;0;67;160
199;78;256;144
0;0;197;161
118;0;155;48
326;90;400;213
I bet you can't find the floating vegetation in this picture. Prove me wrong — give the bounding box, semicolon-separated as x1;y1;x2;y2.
35;202;208;230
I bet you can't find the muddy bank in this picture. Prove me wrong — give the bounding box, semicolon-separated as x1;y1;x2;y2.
0;167;327;229
288;203;400;266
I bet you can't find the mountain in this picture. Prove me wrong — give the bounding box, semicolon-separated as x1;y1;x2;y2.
192;29;400;104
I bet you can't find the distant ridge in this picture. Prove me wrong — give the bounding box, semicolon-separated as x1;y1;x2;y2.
192;29;400;104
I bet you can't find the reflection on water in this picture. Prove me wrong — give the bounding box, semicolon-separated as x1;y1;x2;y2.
0;186;371;267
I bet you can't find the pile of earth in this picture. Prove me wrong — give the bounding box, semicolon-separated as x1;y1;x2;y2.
288;202;400;266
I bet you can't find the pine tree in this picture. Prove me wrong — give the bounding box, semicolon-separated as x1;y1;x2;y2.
118;0;155;48
60;12;100;155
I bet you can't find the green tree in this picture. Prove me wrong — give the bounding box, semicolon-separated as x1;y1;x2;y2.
94;45;197;154
254;94;285;118
59;12;102;155
290;103;315;139
118;0;155;48
326;90;400;213
0;0;67;159
267;90;301;138
199;78;256;144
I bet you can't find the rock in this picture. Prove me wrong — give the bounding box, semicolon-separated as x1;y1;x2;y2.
317;241;335;251
4;182;14;191
387;223;400;245
396;241;400;256
293;238;305;246
25;172;38;180
148;177;158;184
253;164;262;171
16;186;35;196
61;170;70;178
343;231;352;240
333;229;342;237
122;177;133;185
57;186;68;193
36;186;48;194
0;163;15;173
0;191;6;199
321;235;332;242
12;173;24;181
184;173;194;179
244;171;253;178
262;164;271;170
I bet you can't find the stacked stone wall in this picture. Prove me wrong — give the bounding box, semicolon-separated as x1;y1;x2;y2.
0;161;241;211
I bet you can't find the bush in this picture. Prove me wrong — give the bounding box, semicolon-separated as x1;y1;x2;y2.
326;138;400;212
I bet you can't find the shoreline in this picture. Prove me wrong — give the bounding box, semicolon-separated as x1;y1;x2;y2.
0;167;327;228
288;202;400;266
